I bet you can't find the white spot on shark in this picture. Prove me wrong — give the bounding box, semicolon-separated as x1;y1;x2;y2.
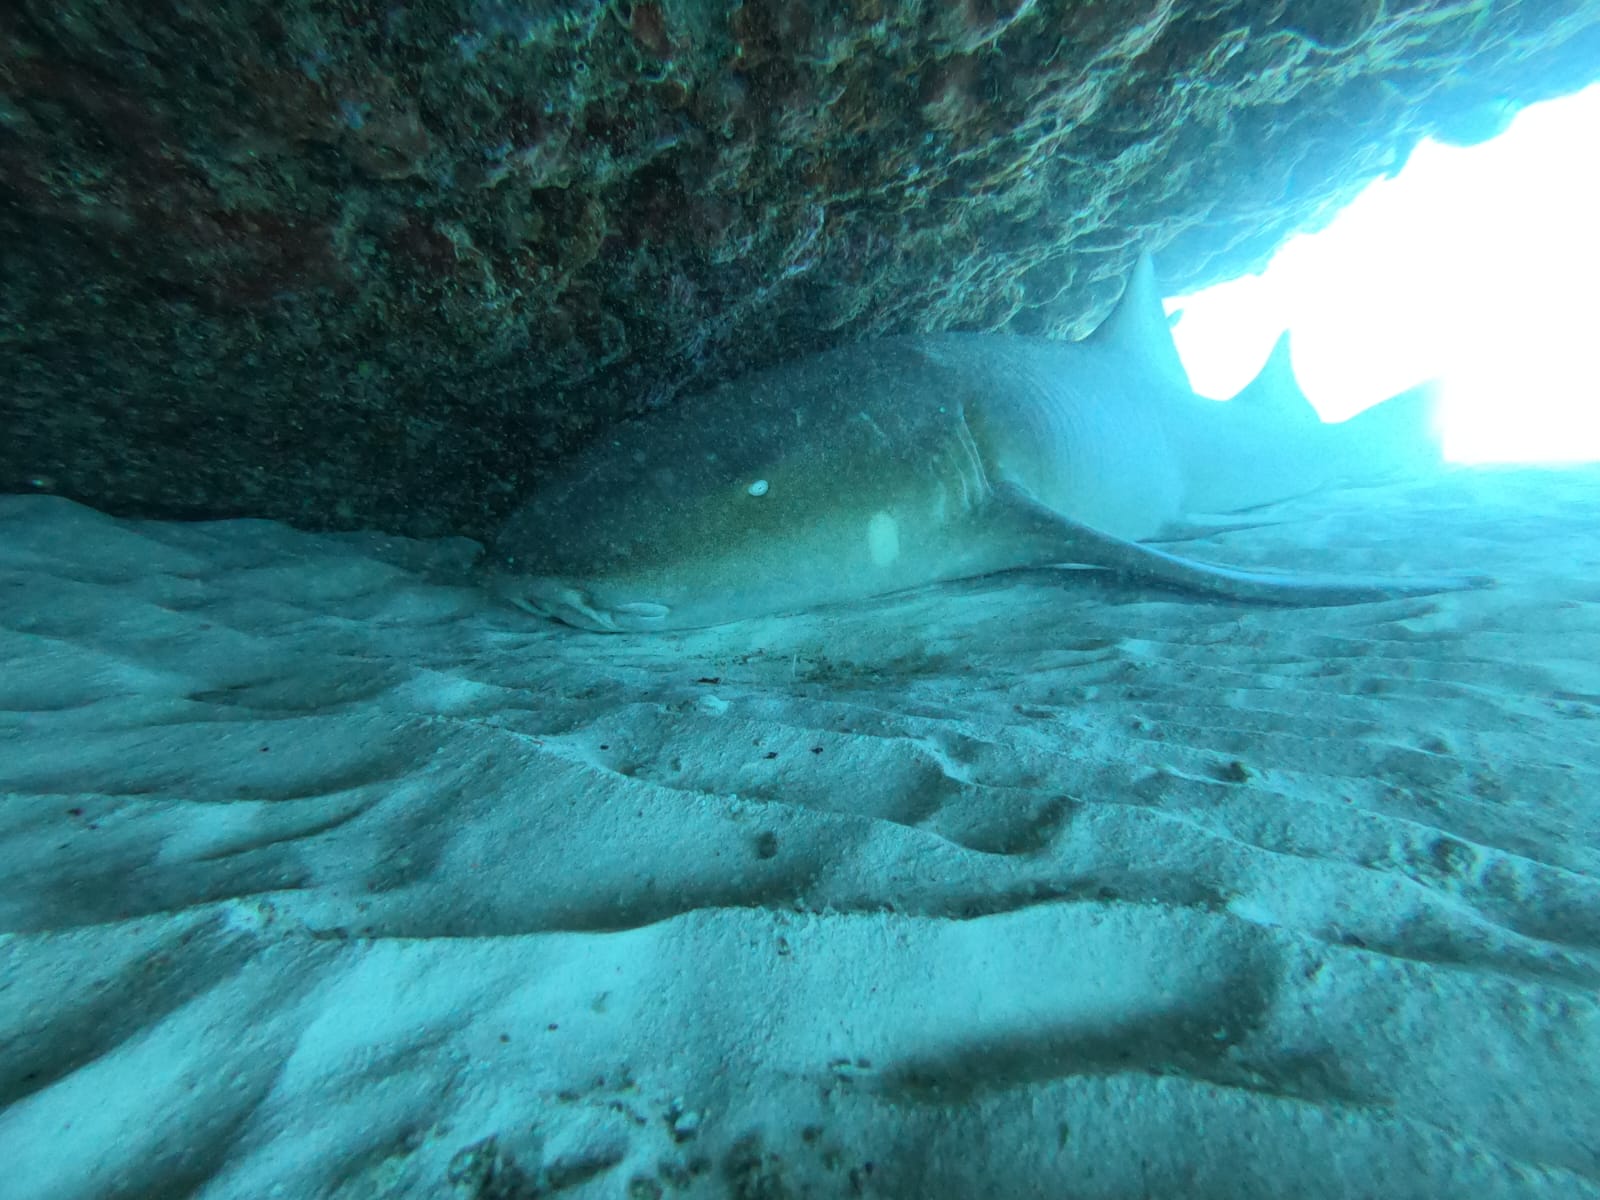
867;511;900;566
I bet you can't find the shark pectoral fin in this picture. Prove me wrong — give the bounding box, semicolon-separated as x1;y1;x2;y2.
987;482;1493;607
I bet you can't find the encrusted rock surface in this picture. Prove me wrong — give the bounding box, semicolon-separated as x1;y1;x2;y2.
3;0;1598;539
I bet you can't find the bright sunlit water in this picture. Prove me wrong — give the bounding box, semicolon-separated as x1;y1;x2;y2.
1165;84;1600;464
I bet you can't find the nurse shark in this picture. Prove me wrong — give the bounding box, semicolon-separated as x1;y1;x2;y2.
489;255;1486;632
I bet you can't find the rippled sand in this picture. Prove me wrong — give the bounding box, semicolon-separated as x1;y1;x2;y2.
2;468;1597;1199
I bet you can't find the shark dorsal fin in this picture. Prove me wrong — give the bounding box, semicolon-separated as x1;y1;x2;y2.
1084;253;1192;393
1229;331;1317;422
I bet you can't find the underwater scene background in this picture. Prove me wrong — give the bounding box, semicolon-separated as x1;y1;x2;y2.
3;3;1599;1197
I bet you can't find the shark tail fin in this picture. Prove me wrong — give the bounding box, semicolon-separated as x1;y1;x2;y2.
1226;333;1446;486
1322;378;1447;485
1173;366;1447;517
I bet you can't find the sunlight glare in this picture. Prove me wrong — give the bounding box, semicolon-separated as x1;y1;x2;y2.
1164;84;1600;463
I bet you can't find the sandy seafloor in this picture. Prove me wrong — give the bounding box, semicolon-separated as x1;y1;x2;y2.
0;466;1597;1200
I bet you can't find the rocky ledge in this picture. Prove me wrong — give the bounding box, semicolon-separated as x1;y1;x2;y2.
3;0;1596;538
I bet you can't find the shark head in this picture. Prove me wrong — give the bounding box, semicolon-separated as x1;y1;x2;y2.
486;391;922;632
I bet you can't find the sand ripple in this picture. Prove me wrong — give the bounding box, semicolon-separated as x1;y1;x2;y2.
2;470;1598;1198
